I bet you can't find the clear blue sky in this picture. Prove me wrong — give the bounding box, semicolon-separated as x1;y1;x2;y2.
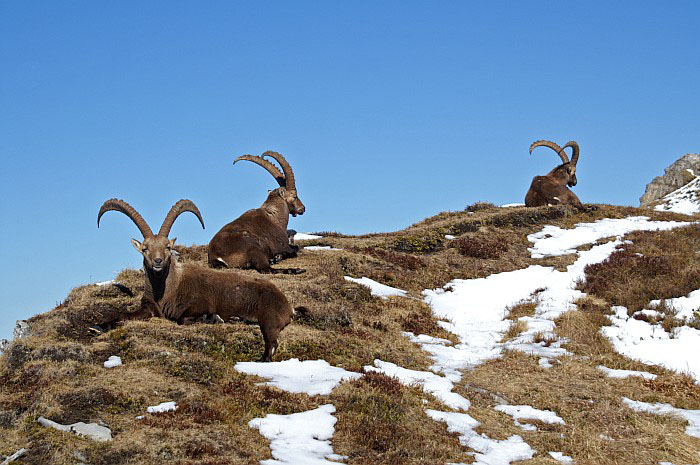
1;1;698;339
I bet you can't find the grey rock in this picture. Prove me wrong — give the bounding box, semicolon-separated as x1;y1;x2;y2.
1;448;27;465
0;320;31;355
640;153;700;206
38;416;112;442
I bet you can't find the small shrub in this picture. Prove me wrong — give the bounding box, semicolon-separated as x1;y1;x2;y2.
391;233;444;254
400;310;443;336
451;235;507;259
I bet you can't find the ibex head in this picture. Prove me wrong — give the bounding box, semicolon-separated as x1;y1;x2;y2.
529;140;580;187
98;199;205;273
234;151;305;217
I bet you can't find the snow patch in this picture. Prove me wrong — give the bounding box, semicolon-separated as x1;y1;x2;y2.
304;246;342;251
103;355;122;368
602;306;700;382
501;203;525;208
654;175;700;215
494;404;565;431
649;289;700;321
527;217;691;258
426;409;535;465
249;404;344;465
549;451;574;463
364;360;470;411
597;365;657;380
147;401;178;413
623;397;700;438
235;358;361;395
344;276;407;299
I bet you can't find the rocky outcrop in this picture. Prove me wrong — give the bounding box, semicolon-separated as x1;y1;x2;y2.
0;320;31;354
640;154;700;207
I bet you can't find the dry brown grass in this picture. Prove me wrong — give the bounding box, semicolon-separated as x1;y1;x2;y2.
1;204;699;464
581;225;700;312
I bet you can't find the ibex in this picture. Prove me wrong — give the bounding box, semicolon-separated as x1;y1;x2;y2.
98;198;296;361
208;150;305;273
525;140;582;207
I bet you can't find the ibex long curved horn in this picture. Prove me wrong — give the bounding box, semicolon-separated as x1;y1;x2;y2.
529;140;569;165
159;199;205;237
98;198;154;238
234;155;286;187
262;151;296;192
563;141;579;166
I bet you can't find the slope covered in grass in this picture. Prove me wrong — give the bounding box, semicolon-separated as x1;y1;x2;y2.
1;204;699;465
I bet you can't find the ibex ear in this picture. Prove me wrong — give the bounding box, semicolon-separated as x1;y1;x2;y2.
169;238;177;247
131;238;143;253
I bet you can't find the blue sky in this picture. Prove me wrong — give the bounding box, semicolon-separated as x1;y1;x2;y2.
1;1;698;339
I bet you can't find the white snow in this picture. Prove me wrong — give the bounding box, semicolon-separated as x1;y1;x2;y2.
649;289;700;321
602;306;700;382
426;409;535;465
597;365;657;380
294;233;323;240
445;234;456;240
235;358;361;396
146;401;178;414
364;360;470;411
494;404;565;431
501;203;525;208
304;246;342;251
417;217;691;379
549;451;574;463
103;355;122;368
527;217;691;258
95;280;115;286
344;276;407;299
249;404;345;465
623;397;700;439
654;174;700;215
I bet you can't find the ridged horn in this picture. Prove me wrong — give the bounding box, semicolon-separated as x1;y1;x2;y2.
98;198;154;238
529;140;569;165
262;150;296;192
234;154;285;187
563;141;579;166
158;199;205;237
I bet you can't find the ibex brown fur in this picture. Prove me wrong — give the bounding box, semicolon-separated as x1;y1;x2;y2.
525;140;582;207
98;198;295;361
208;151;305;273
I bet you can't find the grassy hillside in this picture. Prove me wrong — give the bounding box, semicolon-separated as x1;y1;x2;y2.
1;204;699;465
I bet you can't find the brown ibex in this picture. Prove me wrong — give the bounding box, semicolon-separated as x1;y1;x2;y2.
98;198;296;361
525;140;582;207
208;151;306;273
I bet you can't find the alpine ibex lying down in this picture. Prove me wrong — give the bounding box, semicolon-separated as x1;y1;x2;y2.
525;140;582;207
208;151;305;273
98;198;296;361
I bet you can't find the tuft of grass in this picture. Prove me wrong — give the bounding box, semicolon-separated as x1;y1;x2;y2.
503;319;528;341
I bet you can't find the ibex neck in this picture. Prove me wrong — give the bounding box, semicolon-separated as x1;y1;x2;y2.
144;259;180;305
261;193;290;228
